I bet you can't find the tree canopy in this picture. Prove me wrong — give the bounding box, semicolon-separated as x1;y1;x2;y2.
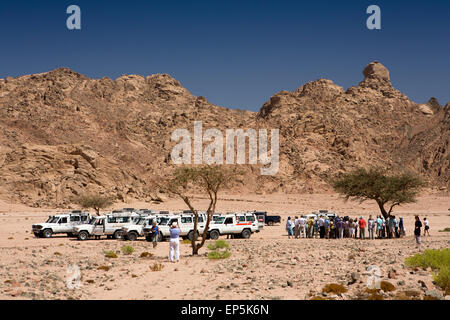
332;167;426;219
158;165;239;255
74;193;113;216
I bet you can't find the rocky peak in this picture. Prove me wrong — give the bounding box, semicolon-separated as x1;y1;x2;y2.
363;61;390;82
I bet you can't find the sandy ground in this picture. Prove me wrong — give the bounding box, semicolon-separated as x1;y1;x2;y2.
0;193;449;300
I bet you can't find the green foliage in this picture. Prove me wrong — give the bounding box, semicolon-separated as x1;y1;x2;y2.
75;193;113;215
405;249;450;290
208;250;232;260
439;228;450;232
333;167;425;218
104;250;118;258
121;245;134;255
181;239;192;244
207;239;229;250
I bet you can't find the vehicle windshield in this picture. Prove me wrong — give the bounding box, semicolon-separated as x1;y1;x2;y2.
214;217;225;224
157;217;170;225
46;216;54;223
49;216;60;223
89;217;97;225
136;218;149;225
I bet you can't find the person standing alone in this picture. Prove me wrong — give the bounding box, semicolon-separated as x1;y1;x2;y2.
169;222;181;263
414;216;422;251
423;218;430;236
358;216;366;239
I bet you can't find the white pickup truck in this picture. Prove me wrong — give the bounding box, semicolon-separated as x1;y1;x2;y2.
73;212;138;240
32;211;91;238
207;213;259;239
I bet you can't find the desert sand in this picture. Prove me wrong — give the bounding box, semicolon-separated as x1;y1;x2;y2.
0;193;449;300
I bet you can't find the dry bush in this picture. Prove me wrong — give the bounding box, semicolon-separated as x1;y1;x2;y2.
380;281;396;292
150;263;164;272
98;266;110;271
104;251;118;258
322;283;348;294
140;252;154;258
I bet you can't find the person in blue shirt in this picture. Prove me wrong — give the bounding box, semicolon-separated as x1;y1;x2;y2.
151;221;159;248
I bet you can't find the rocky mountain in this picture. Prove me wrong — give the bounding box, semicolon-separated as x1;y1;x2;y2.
0;62;448;207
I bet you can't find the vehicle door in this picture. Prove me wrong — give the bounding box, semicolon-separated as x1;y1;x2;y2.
223;216;235;234
93;218;105;236
56;217;68;232
69;215;81;228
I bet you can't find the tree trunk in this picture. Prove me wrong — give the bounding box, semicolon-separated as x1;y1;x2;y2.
376;201;389;219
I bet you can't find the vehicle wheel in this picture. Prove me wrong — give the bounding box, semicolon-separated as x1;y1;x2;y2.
127;232;138;241
187;231;199;241
78;231;89;241
241;229;251;239
113;230;123;240
34;232;41;238
42;229;53;238
145;235;152;242
209;230;220;240
268;221;274;226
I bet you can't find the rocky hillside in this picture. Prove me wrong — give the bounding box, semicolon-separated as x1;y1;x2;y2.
0;62;448;207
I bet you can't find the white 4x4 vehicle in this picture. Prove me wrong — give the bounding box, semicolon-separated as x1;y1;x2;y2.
121;216;157;241
207;213;259;240
32;212;91;238
73;212;138;241
143;213;208;242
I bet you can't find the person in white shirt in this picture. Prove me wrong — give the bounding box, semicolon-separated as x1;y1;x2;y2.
294;216;300;238
299;216;306;238
423;218;430;236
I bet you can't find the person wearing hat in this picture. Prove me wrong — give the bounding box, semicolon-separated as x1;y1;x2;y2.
169;222;181;263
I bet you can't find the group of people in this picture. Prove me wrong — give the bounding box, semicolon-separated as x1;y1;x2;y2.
285;214;413;240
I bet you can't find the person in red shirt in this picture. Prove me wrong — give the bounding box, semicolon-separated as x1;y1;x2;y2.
358;216;366;239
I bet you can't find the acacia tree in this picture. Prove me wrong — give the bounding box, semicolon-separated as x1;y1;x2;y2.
74;193;114;216
332;167;426;219
158;165;237;255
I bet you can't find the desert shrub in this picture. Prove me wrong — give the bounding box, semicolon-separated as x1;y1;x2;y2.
150;263;164;272
104;251;118;258
439;228;450;232
433;266;450;290
367;293;384;300
322;283;348;294
121;245;134;255
140;252;154;258
310;296;327;300
380;281;396;292
423;295;439;300
208;250;232;260
98;265;110;271
181;239;191;244
208;239;229;250
54;252;62;256
405;249;450;289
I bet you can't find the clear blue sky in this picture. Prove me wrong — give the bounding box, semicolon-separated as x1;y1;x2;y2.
0;0;449;111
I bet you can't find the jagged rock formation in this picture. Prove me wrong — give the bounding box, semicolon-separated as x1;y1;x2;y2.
0;62;448;207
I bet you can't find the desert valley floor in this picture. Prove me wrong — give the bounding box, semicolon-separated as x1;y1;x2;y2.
0;193;449;300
